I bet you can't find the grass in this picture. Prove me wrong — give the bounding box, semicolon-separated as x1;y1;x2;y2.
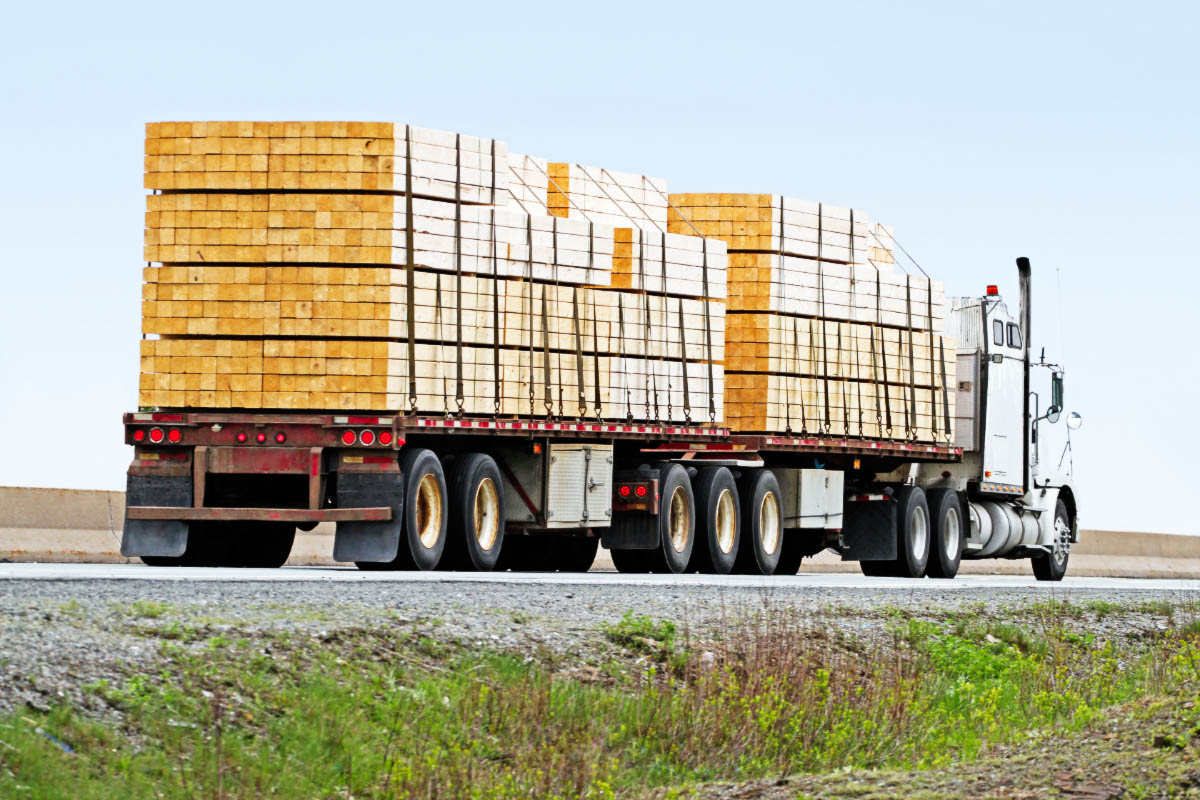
2;607;1200;798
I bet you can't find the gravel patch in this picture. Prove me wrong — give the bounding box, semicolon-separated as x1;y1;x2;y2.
0;577;1194;718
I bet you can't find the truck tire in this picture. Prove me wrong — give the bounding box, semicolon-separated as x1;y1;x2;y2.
241;523;296;568
442;453;504;571
549;535;600;572
359;448;446;570
862;487;930;578
1032;499;1071;581
734;470;783;575
610;546;652;573
925;489;963;579
648;464;695;573
688;467;740;574
895;486;931;578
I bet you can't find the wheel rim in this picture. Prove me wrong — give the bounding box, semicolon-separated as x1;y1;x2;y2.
715;489;736;554
473;477;500;551
668;486;690;553
1052;514;1070;566
759;491;781;555
943;506;960;560
911;504;928;558
415;473;443;549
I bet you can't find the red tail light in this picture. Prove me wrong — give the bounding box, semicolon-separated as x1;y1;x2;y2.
132;429;146;442
236;432;248;443
635;485;647;497
378;430;393;446
619;485;631;498
255;432;267;444
360;429;376;446
275;432;286;444
167;428;182;444
986;284;999;296
341;429;357;446
148;427;164;444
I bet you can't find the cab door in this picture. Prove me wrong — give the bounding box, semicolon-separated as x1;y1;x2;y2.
981;311;1026;490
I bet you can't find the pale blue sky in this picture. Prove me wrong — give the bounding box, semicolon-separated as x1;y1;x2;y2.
0;1;1195;533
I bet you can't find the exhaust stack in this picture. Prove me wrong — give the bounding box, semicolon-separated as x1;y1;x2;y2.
1016;257;1031;493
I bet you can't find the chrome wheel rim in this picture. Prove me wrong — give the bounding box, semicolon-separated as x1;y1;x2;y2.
473;477;499;551
668;486;690;553
943;506;961;560
715;489;736;554
1052;514;1070;566
760;491;781;555
415;473;443;549
911;504;928;558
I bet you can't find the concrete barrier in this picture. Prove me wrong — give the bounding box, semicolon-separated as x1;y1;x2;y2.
2;486;1198;578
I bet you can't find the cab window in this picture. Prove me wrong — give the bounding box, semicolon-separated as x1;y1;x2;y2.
1007;323;1022;349
992;319;1004;346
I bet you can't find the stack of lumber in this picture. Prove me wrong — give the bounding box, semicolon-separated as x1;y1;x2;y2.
139;122;726;422
668;193;955;441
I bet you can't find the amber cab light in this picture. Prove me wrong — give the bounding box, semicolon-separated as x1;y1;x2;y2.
236;432;248;443
360;429;376;446
132;429;146;442
341;429;357;446
275;432;286;444
378;430;393;446
255;432;267;444
148;427;165;444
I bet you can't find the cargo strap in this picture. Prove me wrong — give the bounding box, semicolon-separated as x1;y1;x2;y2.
927;279;938;439
617;296;632;421
453;134;465;415
551;217;563;418
404;125;417;414
849;210;864;437
679;299;691;421
491;207;501;417
639;232;655;422
939;337;952;443
816;205;831;435
701;240;716;426
524;216;535;418
435;275;449;416
781;199;792;433
541;288;552;417
572;288;586;419
876;324;893;438
903;277;917;440
837;323;850;437
659;233;670;423
589;286;602;421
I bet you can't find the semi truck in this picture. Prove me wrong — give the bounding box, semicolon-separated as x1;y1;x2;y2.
122;257;1079;580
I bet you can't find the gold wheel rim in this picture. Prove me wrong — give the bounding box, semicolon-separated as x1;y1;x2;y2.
715;488;736;554
668;486;691;553
759;491;781;555
473;477;500;551
415;473;443;549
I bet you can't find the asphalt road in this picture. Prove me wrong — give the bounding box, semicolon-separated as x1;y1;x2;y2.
2;562;1198;591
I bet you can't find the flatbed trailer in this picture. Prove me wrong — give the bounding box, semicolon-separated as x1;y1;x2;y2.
121;261;1077;580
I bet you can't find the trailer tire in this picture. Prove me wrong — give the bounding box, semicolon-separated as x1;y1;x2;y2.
774;535;805;575
610;546;653;573
551;535;600;572
925;489;963;579
359;448;446;570
894;486;931;578
140;556;183;567
734;470;783;575
688;467;740;574
647;464;695;574
442;453;504;571
1032;499;1070;582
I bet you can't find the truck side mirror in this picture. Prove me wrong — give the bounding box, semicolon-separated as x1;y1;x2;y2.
1047;371;1064;423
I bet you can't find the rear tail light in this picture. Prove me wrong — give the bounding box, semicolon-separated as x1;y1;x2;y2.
635;485;647;497
378;430;393;446
341;429;357;446
132;429;146;442
359;429;376;446
148;427;164;444
167;428;182;444
618;485;631;498
236;432;248;443
275;432;286;444
255;432;267;444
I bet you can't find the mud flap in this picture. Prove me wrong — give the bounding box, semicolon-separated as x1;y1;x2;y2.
333;471;405;563
840;498;897;562
121;474;191;557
